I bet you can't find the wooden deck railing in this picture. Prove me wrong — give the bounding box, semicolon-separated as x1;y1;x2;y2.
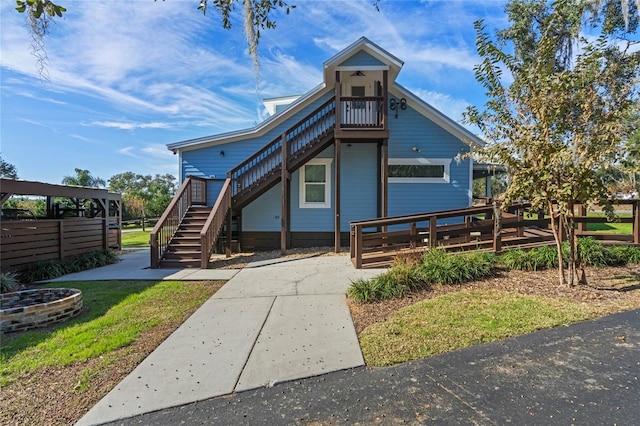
150;176;207;268
339;96;384;129
350;200;640;268
228;97;336;207
200;178;231;268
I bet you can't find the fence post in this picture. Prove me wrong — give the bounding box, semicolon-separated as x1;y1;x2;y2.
493;201;502;253
634;200;640;244
577;203;587;234
465;215;471;243
354;225;363;269
410;222;417;249
429;216;437;249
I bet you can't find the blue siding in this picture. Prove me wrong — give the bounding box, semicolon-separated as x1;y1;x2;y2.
243;143;379;232
181;92;334;206
339;51;385;67
241;185;281;232
290;148;335;232
387;102;471;218
340;143;378;226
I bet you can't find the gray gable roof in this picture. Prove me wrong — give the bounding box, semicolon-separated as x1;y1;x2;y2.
167;37;482;152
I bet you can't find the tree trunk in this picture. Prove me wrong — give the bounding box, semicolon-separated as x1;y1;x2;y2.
548;201;566;286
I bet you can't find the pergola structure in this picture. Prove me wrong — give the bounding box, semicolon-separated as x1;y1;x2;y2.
0;178;121;272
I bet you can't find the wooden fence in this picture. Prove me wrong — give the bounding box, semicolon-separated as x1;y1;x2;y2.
350;200;640;268
1;178;122;273
1;218;116;272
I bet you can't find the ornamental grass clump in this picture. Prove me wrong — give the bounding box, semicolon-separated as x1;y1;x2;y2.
417;249;496;285
348;250;496;303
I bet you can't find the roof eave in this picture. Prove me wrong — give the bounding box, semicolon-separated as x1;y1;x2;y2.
167;83;328;152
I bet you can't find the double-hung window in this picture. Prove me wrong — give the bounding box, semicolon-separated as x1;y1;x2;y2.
299;158;332;208
388;158;451;183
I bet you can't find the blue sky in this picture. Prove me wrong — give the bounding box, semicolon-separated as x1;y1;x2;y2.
1;0;508;185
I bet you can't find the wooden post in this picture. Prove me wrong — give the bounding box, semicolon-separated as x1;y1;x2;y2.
429;216;437;249
354;225;363;269
577;203;587;234
493;201;502;253
382;70;388;130
281;133;289;255
465;215;471;243
410;222;417;249
381;139;388;218
335;138;341;253
350;224;355;259
634;200;640;244
335;70;341;130
226;209;233;258
517;208;524;237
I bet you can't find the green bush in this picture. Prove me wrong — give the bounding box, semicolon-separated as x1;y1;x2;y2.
607;245;640;265
1;272;21;293
501;239;637;271
418;250;495;285
348;262;423;303
500;246;558;271
19;250;119;283
347;250;496;303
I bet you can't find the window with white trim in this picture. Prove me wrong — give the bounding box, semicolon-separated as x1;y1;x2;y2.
299;158;332;208
388;158;451;183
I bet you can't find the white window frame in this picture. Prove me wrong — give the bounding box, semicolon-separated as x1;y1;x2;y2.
388;158;451;183
299;158;332;208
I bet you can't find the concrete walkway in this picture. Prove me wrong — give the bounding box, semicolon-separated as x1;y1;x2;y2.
75;252;383;425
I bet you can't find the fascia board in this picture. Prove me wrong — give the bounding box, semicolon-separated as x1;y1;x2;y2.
167;83;328;153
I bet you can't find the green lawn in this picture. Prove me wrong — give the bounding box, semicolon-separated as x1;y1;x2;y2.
0;280;222;387
359;290;589;366
524;211;632;234
121;230;150;248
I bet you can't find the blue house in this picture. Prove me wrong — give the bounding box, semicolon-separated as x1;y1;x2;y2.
152;37;484;268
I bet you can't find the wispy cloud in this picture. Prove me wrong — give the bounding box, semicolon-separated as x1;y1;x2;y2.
89;121;171;130
412;89;471;122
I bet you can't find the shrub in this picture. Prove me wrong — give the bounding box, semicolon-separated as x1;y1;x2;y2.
606;245;640;265
500;246;558;271
19;250;119;283
418;250;496;285
1;272;21;293
348;261;424;303
577;237;610;268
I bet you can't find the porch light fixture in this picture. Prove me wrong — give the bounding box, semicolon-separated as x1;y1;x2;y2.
350;70;365;76
220;150;225;156
390;97;407;118
411;146;421;153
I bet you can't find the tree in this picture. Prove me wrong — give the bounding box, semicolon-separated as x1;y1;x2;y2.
108;172;177;229
0;156;18;179
62;168;106;187
15;0;294;78
464;0;640;286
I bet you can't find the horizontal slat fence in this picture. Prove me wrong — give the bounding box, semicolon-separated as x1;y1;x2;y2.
1;218;108;272
350;200;640;269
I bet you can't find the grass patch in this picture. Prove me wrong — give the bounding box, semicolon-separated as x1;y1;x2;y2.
121;231;150;248
359;290;589;366
0;280;221;387
584;212;632;234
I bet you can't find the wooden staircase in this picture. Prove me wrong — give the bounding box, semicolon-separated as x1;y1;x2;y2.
160;206;210;268
152;96;338;268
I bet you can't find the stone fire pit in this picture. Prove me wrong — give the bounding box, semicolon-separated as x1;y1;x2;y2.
1;288;83;333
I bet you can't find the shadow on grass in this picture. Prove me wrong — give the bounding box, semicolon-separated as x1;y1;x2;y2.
1;280;158;361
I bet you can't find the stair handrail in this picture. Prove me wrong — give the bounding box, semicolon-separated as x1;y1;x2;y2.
200;178;232;268
150;176;206;268
228;96;336;202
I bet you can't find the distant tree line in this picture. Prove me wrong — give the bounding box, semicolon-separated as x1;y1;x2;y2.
1;164;177;228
